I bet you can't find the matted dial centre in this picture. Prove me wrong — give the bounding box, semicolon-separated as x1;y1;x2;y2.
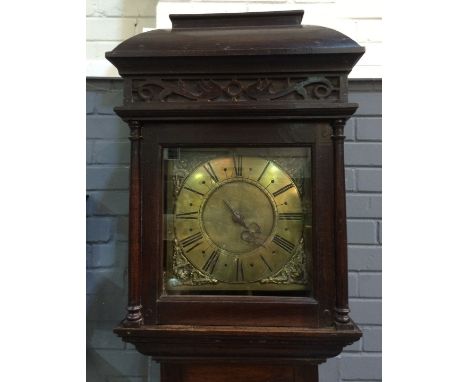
202;180;275;254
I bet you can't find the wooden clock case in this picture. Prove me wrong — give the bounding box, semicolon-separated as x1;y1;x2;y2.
106;10;365;382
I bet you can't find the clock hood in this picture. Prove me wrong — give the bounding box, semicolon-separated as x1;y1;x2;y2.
106;10;365;76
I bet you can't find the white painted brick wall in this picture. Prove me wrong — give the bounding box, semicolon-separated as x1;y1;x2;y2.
86;0;382;78
86;0;157;76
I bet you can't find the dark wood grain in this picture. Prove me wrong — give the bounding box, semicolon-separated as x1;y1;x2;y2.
160;363;317;382
170;10;304;29
106;10;365;382
114;103;359;121
314;125;336;327
121;120;143;328
157;295;318;327
140;130;161;325
115;324;361;364
331;119;351;327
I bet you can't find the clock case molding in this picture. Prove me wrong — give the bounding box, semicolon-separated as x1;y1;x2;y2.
106;10;364;371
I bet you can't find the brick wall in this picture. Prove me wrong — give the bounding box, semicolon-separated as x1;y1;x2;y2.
86;78;382;381
86;0;157;76
86;0;382;78
321;80;382;382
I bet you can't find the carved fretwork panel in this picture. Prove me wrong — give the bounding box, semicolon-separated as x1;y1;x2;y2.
130;76;342;104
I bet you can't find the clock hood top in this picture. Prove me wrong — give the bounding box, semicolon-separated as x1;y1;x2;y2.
106;10;365;76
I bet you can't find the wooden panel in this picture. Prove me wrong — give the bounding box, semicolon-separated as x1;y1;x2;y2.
161;363;318;382
314;125;336;327
157;297;318;327
147;121;318;146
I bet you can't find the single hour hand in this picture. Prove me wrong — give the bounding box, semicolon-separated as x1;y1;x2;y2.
241;230;266;248
223;200;249;229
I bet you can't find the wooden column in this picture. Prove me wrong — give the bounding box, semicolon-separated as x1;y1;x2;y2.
122;120;143;327
331;119;351;327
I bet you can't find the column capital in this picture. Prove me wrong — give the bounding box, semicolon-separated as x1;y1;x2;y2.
128;120;143;141
331;119;346;139
128;120;142;129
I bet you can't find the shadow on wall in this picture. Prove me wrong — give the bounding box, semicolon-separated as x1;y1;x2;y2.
86;203;157;381
86;237;162;380
86;79;158;381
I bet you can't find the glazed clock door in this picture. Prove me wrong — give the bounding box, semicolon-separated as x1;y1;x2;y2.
163;147;313;295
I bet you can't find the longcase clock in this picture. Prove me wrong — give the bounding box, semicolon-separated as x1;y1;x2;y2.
106;10;365;382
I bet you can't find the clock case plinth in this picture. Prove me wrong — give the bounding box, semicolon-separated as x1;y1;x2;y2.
106;10;364;381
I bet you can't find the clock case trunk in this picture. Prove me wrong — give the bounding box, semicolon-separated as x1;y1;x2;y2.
106;10;364;371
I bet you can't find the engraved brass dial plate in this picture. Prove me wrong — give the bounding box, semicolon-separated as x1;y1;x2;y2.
164;148;312;293
173;155;303;283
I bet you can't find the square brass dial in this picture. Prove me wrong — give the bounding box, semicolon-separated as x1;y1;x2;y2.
163;147;312;295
